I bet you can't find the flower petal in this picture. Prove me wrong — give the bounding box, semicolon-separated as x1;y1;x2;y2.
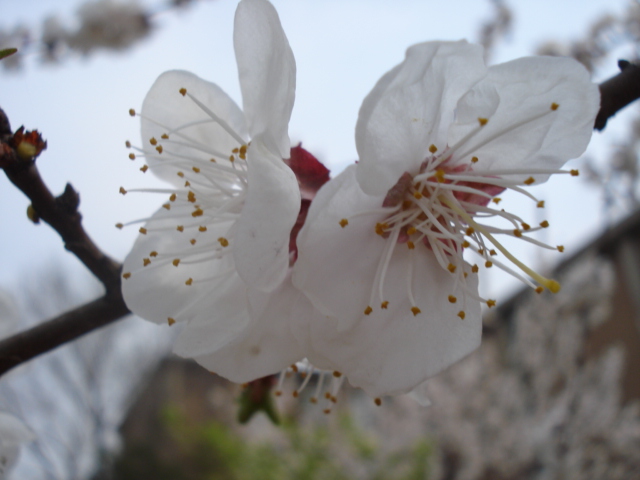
141;70;248;187
192;276;306;383
447;56;600;179
234;0;295;159
355;41;486;196
233;141;301;291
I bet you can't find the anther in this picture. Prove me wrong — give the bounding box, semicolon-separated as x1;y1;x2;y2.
192;167;200;173
485;261;493;268
489;249;497;256
429;144;438;153
218;237;229;247
471;156;479;163
535;286;544;294
119;187;127;195
411;306;421;316
129;108;135;116
472;264;479;273
192;208;204;217
557;245;564;252
190;239;196;245
339;218;348;228
413;191;423;199
374;398;382;406
407;226;417;235
537;201;545;208
524;177;535;185
150;251;158;257
466;227;474;235
155;145;163;154
128;153;136;160
462;240;470;248
115;223;123;229
513;229;522;237
168;317;176;326
570;169;579;176
177;225;184;232
179;88;187;96
162;204;170;210
540;220;549;228
492;197;501;204
143;258;151;266
292;391;299;398
187;191;196;203
447;263;456;273
435;169;446;183
170;193;177;202
551;102;559;111
521;223;531;231
478;117;488;126
364;306;373;315
381;301;389;309
125;140;131;148
185;278;193;286
140;165;148;173
161;134;169;139
177;171;184;178
333;371;342;378
407;241;415;249
198;226;207;232
448;295;457;303
122;272;131;279
457;311;466;320
486;299;496;308
139;227;147;234
149;137;157;146
172;259;180;267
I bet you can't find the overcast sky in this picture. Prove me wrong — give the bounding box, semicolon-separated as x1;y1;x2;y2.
0;0;633;303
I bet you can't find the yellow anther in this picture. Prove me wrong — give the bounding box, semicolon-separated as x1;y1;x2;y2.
524;176;535;185
323;409;331;415
291;364;299;373
570;169;579;176
190;239;196;245
521;223;531;231
161;133;169;139
429;144;438;153
239;144;248;159
535;286;544;294
413;191;423;199
471;156;479;163
463;272;468;278
210;158;217;163
168;317;176;326
325;392;331;399
478;248;485;255
339;218;349;228
411;306;421;316
184;181;191;187
310;397;318;404
128;153;136;160
150;251;158;257
381;301;389;309
179;88;187;96
176;225;184;232
472;264;479;273
537;200;545;208
229;155;235;162
122;272;131;279
374;398;382;406
185;278;193;286
457;311;466;320
547;280;561;293
119;187;127;195
143;258;151;266
375;223;388;235
407;241;415;249
462;240;470;248
447;263;457;273
292;391;299;398
218;237;229;247
466;227;474;235
232;148;239;153
198;226;207;232
192;208;204;217
172;259;180;267
140;165;149;173
486;299;496;308
489;249;497;256
551;102;559;111
557;245;565;252
492;197;501;204
478;117;488;126
125;140;131;148
115;223;123;229
333;371;342;378
155;145;163;154
485;260;493;268
448;295;457;303
407;226;417;235
192;166;200;173
129;108;136;116
162;204;170;210
435;169;446;183
139;227;147;234
364;306;373;315
149;137;157;146
187;191;196;203
169;193;177;202
513;229;523;237
177;171;184;178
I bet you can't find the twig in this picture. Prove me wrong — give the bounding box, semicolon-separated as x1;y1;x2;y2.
595;60;640;131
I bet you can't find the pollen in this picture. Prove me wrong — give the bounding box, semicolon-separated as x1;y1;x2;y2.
448;295;457;303
339;218;349;228
551;102;559;111
128;153;136;160
447;263;456;273
129;108;136;116
457;311;466;320
149;137;157;146
140;165;148;173
168;317;176;326
185;278;193;286
411;306;421;316
198;226;207;232
176;225;184;232
486;299;496;308
478;117;488;126
218;237;229;247
143;258;151;266
179;88;187;96
374;398;382;406
524;176;535;185
172;259;180;267
115;223;123;229
122;272;131;279
540;220;549;228
381;301;389;309
139;227;147;234
429;144;438;153
119;187;127;195
364;306;373;315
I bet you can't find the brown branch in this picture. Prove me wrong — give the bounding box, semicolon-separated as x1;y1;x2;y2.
0;59;638;376
595;60;640;131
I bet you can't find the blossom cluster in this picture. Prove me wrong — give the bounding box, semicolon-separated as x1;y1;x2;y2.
121;0;599;403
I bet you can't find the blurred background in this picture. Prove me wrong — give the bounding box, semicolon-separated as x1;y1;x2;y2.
1;0;640;478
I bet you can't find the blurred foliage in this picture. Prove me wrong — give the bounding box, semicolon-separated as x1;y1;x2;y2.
112;402;434;480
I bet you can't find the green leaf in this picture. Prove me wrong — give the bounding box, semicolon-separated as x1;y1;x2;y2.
0;48;17;60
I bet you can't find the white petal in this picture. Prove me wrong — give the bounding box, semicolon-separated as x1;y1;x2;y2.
122;201;251;352
447;56;600;179
193;276;305;383
233;141;300;291
356;41;486;196
141;70;248;186
0;412;35;444
234;0;295;159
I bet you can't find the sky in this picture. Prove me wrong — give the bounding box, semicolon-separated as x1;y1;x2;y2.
0;0;634;305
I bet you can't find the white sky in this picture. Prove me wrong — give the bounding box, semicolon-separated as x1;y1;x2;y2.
0;0;633;304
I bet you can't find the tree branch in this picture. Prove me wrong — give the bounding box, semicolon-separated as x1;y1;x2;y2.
0;59;638;376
